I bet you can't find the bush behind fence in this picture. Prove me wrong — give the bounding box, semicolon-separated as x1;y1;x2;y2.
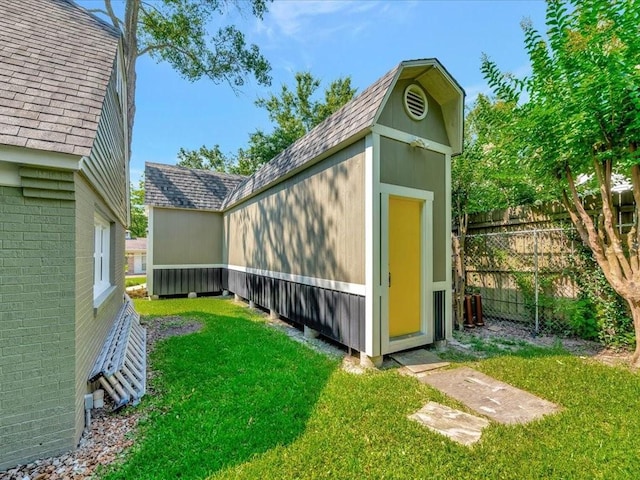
455;198;635;345
462;228;580;336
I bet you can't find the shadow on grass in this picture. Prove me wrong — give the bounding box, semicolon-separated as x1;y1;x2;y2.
103;308;338;480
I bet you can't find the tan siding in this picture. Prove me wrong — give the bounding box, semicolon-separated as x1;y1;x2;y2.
80;60;128;226
153;209;223;265
74;173;125;440
377;79;450;146
380;137;447;282
225;141;365;284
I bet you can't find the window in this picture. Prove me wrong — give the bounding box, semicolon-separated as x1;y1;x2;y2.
94;214;111;300
141;254;147;273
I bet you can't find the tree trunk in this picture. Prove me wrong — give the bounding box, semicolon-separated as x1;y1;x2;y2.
563;163;640;367
452;213;468;329
123;0;139;153
627;299;640;368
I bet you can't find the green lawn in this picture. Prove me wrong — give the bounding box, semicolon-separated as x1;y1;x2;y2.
102;297;640;480
125;275;146;288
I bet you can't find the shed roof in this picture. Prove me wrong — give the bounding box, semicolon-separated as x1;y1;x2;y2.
145;162;246;211
222;64;400;208
145;58;464;212
0;0;120;157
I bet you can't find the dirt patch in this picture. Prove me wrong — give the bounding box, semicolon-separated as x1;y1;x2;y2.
0;316;202;480
453;318;632;365
142;315;203;352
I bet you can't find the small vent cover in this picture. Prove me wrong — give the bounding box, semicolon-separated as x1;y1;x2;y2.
403;84;428;121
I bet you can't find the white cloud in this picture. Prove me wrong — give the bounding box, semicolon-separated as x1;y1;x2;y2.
263;0;383;40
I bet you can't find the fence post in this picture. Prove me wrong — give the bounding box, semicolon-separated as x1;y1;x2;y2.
534;228;539;335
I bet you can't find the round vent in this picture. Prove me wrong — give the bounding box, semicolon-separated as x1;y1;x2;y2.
403;84;428;121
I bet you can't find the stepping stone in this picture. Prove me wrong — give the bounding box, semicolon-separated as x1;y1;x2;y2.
391;349;450;373
420;367;560;424
409;401;489;446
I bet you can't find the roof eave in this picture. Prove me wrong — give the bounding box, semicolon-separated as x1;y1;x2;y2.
0;144;83;170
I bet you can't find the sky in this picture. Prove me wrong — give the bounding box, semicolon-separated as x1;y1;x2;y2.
81;0;550;184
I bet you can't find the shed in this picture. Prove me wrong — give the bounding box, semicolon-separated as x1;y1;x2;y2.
146;58;464;364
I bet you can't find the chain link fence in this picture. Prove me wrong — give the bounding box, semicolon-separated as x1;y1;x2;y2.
459;228;581;335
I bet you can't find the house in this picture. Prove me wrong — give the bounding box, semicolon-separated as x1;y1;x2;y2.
146;58;464;365
0;0;134;470
126;237;147;274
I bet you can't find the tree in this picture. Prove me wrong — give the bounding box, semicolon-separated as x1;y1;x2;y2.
177;144;231;171
89;0;272;144
451;95;545;328
251;72;356;159
129;179;147;238
236;71;357;174
481;0;640;364
177;71;357;175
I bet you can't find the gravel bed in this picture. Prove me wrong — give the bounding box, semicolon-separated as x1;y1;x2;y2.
0;316;202;480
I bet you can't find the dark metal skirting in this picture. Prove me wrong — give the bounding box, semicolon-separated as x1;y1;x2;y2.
153;268;225;296
229;269;365;351
434;290;446;341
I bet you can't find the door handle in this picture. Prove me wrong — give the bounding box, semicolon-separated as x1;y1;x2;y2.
388;271;391;287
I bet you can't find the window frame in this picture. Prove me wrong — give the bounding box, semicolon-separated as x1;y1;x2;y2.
94;213;112;302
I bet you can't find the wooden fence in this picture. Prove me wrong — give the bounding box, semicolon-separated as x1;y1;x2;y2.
455;191;636;334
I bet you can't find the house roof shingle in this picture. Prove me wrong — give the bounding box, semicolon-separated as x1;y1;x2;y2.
144;162;246;211
0;0;120;157
125;238;147;251
221;64;400;208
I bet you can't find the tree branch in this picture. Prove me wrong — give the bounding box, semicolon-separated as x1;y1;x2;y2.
562;190;590;248
88;8;110;16
140;1;165;18
630;161;640;275
137;43;172;58
593;156;632;280
103;0;123;32
144;40;241;94
564;166;624;291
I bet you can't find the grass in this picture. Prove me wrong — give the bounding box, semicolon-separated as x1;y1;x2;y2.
446;331;567;359
102;297;640;480
125;275;146;288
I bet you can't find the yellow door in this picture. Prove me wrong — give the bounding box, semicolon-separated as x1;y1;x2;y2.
388;196;422;337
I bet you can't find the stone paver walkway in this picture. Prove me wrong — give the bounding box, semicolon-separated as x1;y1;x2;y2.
419;366;561;425
409;401;490;446
391;349;450;373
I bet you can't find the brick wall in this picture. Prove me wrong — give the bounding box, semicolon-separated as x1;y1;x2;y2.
0;185;76;470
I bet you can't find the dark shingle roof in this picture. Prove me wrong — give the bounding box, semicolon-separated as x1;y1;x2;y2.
145;162;246;211
222;64;400;208
0;0;120;156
